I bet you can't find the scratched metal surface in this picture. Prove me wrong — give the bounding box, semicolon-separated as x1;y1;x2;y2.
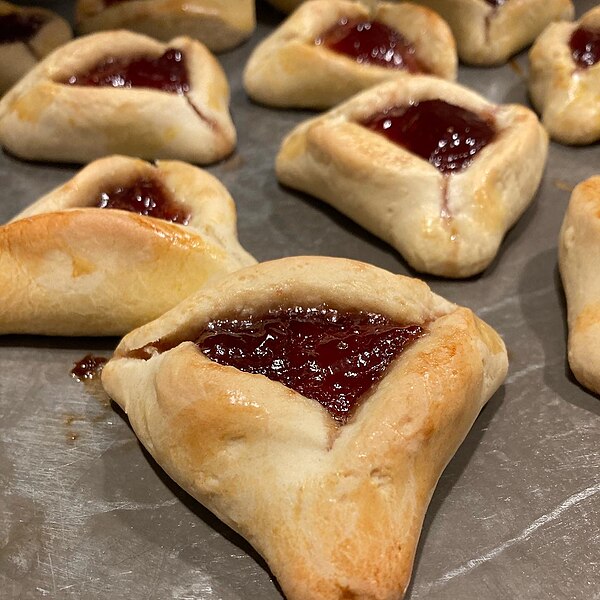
1;1;599;598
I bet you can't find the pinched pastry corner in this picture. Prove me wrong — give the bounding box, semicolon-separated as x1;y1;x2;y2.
0;155;255;336
102;255;508;600
244;0;456;110
0;31;235;164
409;0;574;66
559;176;600;395
76;0;255;52
0;0;72;95
529;6;600;145
276;76;548;278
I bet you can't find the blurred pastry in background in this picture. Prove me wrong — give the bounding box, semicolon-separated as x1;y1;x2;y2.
245;0;456;109
529;5;600;145
76;0;255;52
0;0;72;94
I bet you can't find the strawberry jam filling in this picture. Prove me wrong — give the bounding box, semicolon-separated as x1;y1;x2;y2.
316;18;424;72
103;0;131;6
66;48;189;94
196;306;424;422
96;177;191;224
362;99;496;174
570;26;600;69
485;0;507;6
0;13;47;44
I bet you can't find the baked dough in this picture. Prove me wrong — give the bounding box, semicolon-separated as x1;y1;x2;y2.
76;0;255;53
244;0;457;109
529;6;600;145
559;176;600;394
276;76;548;278
101;255;508;600
408;0;574;66
0;31;235;164
0;155;255;336
0;0;72;95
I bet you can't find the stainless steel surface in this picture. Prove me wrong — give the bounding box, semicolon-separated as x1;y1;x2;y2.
1;2;599;598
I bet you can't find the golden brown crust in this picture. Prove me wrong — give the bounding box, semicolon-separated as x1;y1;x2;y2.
102;256;507;600
408;0;574;65
244;0;457;110
76;0;255;52
529;6;600;145
0;31;235;164
276;76;548;278
0;156;255;336
559;176;600;394
0;0;72;95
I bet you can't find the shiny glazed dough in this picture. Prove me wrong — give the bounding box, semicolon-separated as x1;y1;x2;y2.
0;156;255;336
529;6;600;145
559;177;600;394
0;31;236;164
408;0;574;65
276;76;548;278
244;0;457;109
102;256;508;600
0;0;72;95
76;0;255;52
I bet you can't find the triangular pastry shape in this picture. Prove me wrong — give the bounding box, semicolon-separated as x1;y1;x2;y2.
409;0;574;65
559;176;600;394
0;30;235;164
0;0;72;94
244;0;457;109
276;76;548;278
102;256;508;600
529;6;600;145
76;0;255;53
0;155;255;336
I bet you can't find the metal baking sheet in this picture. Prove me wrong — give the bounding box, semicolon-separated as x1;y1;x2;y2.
1;2;598;599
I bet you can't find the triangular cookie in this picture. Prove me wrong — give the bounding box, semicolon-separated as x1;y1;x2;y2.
0;155;255;335
529;5;600;145
245;0;456;109
409;0;574;65
559;176;600;394
76;0;255;53
0;30;235;164
276;76;548;277
0;0;72;94
102;256;508;600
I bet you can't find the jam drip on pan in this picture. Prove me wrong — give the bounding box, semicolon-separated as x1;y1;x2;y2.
0;13;47;44
66;48;190;94
96;177;191;224
316;18;424;72
196;306;424;423
570;26;600;69
362;99;496;173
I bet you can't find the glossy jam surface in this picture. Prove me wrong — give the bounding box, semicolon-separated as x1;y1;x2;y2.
485;0;507;6
71;354;108;381
316;18;422;72
66;48;189;94
96;177;191;224
570;26;600;69
196;306;424;422
0;13;46;44
362;99;496;173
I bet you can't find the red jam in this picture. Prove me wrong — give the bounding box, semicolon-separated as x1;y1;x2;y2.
485;0;507;6
0;13;46;44
66;48;189;94
96;177;191;224
362;99;496;174
570;27;600;69
316;18;423;72
71;354;108;381
103;0;130;6
196;306;424;422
